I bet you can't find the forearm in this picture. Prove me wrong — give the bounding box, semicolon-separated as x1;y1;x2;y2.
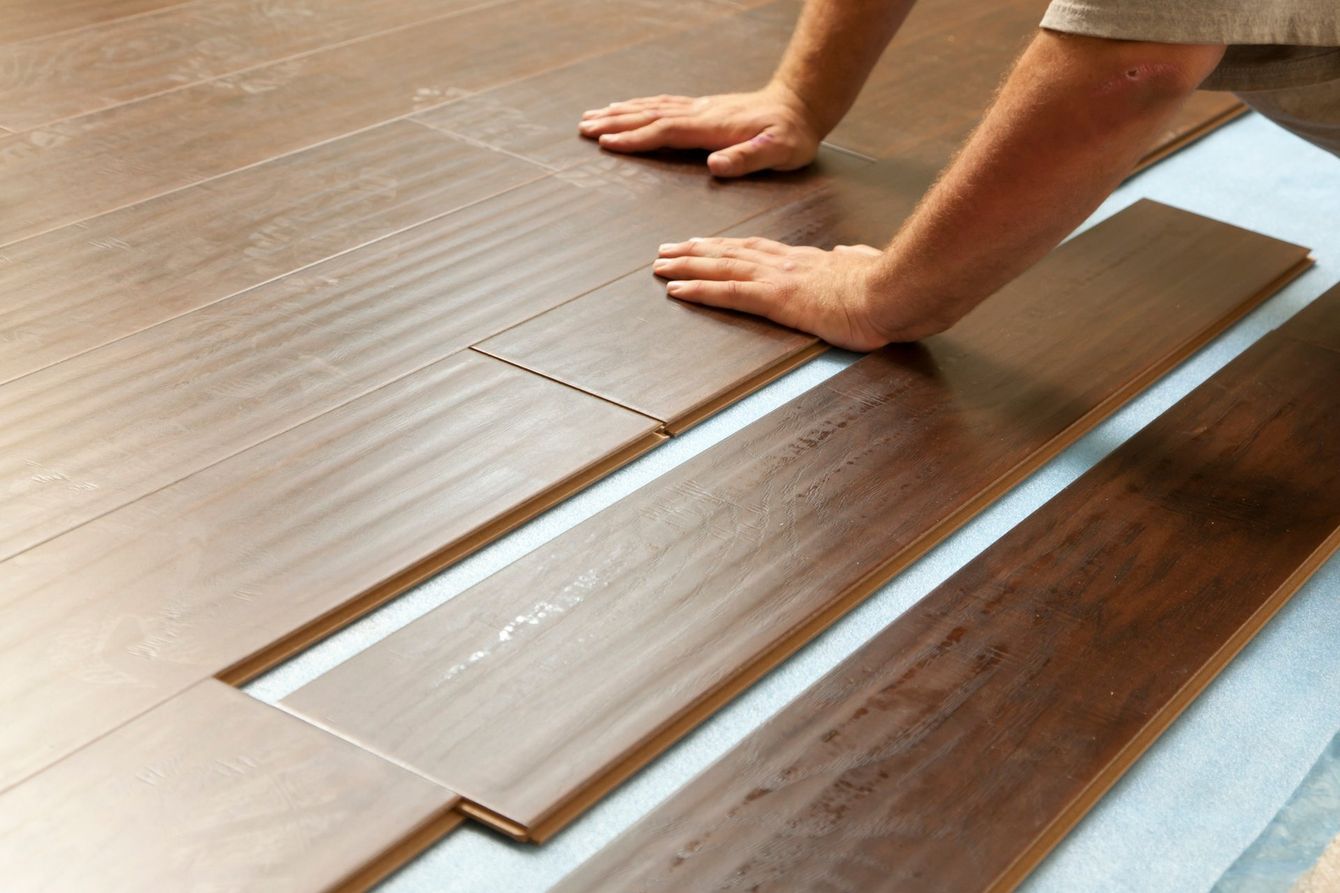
772;0;919;136
867;31;1225;339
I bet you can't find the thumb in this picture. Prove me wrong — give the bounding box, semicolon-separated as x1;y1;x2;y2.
707;130;793;177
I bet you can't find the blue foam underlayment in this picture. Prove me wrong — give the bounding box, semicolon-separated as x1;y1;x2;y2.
1213;732;1340;892
246;111;1340;893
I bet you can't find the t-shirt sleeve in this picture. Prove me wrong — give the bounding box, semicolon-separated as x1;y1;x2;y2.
1041;0;1339;47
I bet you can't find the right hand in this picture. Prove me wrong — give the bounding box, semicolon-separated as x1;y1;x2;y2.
577;85;823;177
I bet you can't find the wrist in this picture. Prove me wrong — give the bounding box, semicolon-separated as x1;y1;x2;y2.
862;261;963;344
764;78;831;139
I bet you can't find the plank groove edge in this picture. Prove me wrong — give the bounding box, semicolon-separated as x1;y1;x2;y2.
281;201;1312;842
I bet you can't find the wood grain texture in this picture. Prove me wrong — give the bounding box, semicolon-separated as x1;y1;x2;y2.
418;0;1237;176
474;150;872;429
0;350;659;792
0;0;485;130
558;295;1340;893
0;0;187;45
281;201;1311;840
0;150;848;561
0;679;459;893
0;119;542;387
0;0;730;246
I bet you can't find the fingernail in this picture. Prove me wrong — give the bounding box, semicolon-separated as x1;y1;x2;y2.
688;237;705;242
599;134;616;145
653;259;669;271
666;282;683;295
658;242;678;253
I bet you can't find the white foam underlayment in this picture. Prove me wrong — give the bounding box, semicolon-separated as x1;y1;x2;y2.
246;112;1340;893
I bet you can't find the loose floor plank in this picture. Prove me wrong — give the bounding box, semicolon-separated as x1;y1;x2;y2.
476;159;917;430
0;0;187;45
417;0;1237;175
0;0;487;130
0;350;659;792
557;289;1340;893
0;0;731;246
0;679;460;893
0;119;542;386
0;150;850;561
281;201;1310;841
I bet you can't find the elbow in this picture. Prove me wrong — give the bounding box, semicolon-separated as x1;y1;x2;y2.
1092;41;1226;106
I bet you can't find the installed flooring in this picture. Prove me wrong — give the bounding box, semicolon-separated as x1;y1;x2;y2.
557;283;1340;893
0;0;1257;887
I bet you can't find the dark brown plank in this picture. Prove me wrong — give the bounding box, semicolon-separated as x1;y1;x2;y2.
0;679;460;893
474;150;875;430
0;0;481;130
558;292;1340;893
0;119;542;387
0;350;659;792
0;0;186;45
0;151;843;561
0;0;731;246
281;201;1311;841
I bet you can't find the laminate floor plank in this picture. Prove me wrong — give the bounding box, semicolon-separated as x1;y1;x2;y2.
0;151;846;562
557;289;1340;893
0;119;543;387
476;159;915;430
0;0;731;246
0;0;187;45
0;350;659;792
281;202;1310;841
0;0;498;131
0;679;460;893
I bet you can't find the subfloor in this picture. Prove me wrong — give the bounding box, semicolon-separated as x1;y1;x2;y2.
248;111;1340;893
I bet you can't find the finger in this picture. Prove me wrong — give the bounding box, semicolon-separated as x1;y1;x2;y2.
658;236;792;258
706;129;794;177
581;95;695;119
578;111;660;137
665;278;774;317
598;119;719;153
652;256;765;282
834;244;882;257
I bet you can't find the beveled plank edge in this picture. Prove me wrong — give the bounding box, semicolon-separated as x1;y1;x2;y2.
1131;101;1248;175
0;2;747;251
334;808;467;893
455;250;1313;842
662;341;827;434
0;0;526;133
989;522;1340;893
217;427;667;685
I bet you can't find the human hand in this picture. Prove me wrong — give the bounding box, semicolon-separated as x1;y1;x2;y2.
653;237;901;351
578;85;822;177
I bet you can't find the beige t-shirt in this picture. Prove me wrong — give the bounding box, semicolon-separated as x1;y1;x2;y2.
1041;0;1340;156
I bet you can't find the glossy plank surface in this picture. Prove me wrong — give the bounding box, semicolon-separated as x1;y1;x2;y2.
0;680;459;893
0;0;186;44
0;0;728;246
418;0;1236;175
0;119;542;386
559;300;1340;893
282;202;1311;840
0;0;483;130
0;151;843;561
0;350;659;791
474;151;873;429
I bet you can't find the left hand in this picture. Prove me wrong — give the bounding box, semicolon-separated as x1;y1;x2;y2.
653;237;892;351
